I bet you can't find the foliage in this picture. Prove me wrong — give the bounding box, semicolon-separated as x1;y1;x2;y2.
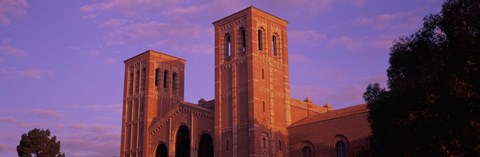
363;0;480;156
17;128;66;157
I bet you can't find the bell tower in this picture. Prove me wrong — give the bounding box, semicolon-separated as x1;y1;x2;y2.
120;50;185;157
213;6;291;157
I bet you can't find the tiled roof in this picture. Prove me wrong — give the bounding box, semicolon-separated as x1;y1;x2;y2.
289;104;368;128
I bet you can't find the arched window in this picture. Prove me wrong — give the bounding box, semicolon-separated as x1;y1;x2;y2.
302;146;312;157
141;68;146;91
163;70;169;88
172;72;177;90
129;72;133;95
240;27;246;53
279;140;282;151
225;33;231;58
155;68;159;86
135;70;140;93
258;29;263;50
336;141;346;157
262;68;265;80
262;101;266;112
272;35;277;56
226;140;229;151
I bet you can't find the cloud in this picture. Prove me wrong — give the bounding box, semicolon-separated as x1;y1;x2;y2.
29;109;62;119
0;39;27;57
61;124;120;157
16;68;54;79
0;117;16;123
70;103;122;113
0;143;9;154
80;0;183;17
161;5;209;16
0;0;28;25
289;53;309;64
289;30;326;43
101;18;128;27
80;49;101;57
353;11;421;31
0;67;54;80
104;58;117;64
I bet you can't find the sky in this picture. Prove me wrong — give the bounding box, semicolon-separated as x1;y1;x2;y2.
0;0;444;156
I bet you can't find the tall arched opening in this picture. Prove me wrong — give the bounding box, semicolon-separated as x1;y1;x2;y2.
198;133;213;157
175;125;190;157
155;143;168;157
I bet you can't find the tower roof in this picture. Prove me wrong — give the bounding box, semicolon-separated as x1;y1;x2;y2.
123;49;186;63
212;6;288;25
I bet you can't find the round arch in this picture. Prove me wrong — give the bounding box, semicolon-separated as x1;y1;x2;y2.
197;133;213;157
175;125;190;157
297;140;315;157
154;142;168;157
330;134;350;157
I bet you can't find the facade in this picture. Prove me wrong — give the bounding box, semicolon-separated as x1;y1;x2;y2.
120;6;370;157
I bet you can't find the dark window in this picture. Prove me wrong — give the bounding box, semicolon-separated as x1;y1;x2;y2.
135;70;140;93
226;140;229;151
272;35;277;56
240;27;246;52
258;30;263;50
225;33;231;58
336;141;346;157
172;72;177;90
155;68;159;86
164;70;169;88
262;68;265;80
141;68;146;91
279;140;282;151
263;101;266;112
302;146;312;157
129;72;133;95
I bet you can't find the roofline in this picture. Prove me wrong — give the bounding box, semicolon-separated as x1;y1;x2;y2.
212;6;288;25
123;49;186;63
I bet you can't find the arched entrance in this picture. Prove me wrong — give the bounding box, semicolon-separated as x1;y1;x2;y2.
175;125;190;157
155;143;168;157
198;133;213;157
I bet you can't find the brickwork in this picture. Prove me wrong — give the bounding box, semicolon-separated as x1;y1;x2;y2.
120;6;370;157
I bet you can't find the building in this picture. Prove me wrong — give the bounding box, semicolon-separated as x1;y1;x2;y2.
120;6;370;157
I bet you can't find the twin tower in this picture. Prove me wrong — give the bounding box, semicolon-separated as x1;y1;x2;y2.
120;6;311;157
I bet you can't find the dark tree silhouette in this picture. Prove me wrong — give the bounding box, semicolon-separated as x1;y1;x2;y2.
363;0;480;156
17;128;66;157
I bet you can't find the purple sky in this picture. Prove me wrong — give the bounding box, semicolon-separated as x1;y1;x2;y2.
0;0;443;156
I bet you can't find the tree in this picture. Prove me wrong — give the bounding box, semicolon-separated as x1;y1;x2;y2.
363;0;480;156
17;128;66;157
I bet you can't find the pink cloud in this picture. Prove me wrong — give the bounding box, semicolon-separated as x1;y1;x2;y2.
80;0;183;17
29;109;61;119
0;117;16;123
0;39;27;57
0;67;53;80
161;5;208;16
16;68;53;80
0;0;28;25
289;53;309;64
0;143;9;154
289;30;326;43
60;124;120;157
101;18;128;27
104;58;117;64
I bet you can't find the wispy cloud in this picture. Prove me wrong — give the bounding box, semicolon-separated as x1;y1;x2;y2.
0;0;28;25
70;103;122;113
0;117;16;123
0;39;27;57
61;124;120;157
289;30;327;43
0;143;9;154
289;53;309;64
29;109;62;119
17;68;53;79
0;67;54;80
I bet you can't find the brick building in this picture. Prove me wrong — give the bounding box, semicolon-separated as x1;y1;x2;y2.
120;6;370;157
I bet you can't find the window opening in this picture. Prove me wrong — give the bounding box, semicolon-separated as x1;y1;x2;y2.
172;72;177;90
263;101;266;112
240;27;246;52
225;33;231;57
258;29;263;50
155;68;159;86
272;35;277;56
336;141;346;157
163;70;169;88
